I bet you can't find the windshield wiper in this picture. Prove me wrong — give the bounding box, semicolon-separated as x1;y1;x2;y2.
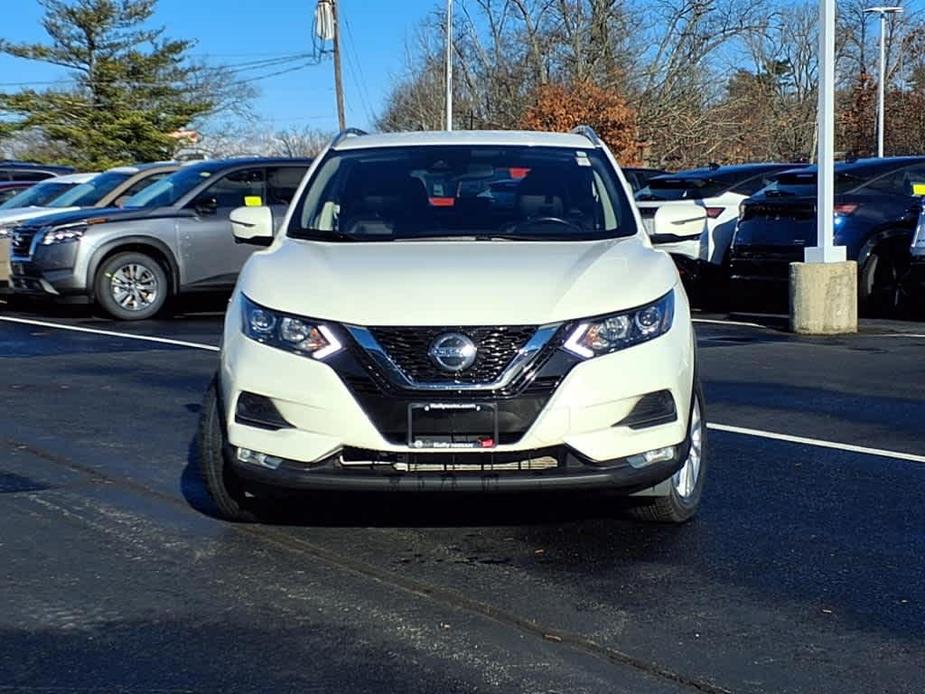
289;228;367;242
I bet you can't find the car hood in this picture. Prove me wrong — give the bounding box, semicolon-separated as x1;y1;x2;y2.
0;206;79;225
238;235;678;326
3;206;179;228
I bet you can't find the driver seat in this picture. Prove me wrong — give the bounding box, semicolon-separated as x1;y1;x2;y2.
515;170;566;219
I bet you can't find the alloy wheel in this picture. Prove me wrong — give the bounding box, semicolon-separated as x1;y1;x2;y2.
672;397;703;499
110;263;159;312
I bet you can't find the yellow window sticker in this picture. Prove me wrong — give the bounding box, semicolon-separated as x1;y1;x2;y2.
912;182;925;196
244;196;263;207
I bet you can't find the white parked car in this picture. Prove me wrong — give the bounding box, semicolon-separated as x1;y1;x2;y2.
198;127;705;524
635;163;804;280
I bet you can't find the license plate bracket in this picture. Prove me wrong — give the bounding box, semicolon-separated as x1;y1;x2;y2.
408;402;499;449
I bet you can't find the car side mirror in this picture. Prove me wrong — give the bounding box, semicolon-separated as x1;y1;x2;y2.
194;195;219;216
230;206;274;246
649;206;708;243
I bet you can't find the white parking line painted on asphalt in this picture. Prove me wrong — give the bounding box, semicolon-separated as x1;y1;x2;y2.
692;318;767;328
5;314;924;464
707;422;925;464
0;315;220;352
866;333;925;339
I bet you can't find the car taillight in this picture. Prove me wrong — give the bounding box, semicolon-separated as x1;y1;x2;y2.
705;207;724;219
834;203;858;216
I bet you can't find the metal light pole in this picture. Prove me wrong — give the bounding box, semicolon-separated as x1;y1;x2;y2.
864;6;903;158
805;0;844;264
445;0;453;131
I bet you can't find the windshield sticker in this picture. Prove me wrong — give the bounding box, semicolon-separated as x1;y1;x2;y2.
244;196;263;207
912;182;925;196
576;156;591;167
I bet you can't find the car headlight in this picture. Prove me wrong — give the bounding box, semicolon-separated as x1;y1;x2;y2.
42;223;88;245
0;223;19;239
241;295;342;360
563;291;674;358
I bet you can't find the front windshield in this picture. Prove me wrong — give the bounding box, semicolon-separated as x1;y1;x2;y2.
290;145;635;242
123;166;215;208
49;171;132;207
0;181;78;209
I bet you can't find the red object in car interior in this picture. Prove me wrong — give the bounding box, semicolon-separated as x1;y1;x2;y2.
834;203;859;216
429;197;455;207
704;207;725;219
509;167;530;179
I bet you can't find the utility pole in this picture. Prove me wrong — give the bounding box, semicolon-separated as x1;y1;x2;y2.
864;6;903;158
445;0;453;131
332;0;346;131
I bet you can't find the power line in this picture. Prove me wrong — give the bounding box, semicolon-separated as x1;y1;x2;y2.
342;10;377;124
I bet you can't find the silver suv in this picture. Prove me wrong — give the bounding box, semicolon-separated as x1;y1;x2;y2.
8;157;311;320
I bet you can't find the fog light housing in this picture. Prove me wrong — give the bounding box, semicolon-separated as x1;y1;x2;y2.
626;446;676;469
237;448;284;470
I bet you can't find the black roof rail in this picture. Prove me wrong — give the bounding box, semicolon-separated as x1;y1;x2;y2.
570;125;603;147
332;127;369;147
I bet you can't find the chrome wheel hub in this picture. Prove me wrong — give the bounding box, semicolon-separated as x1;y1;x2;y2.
672;397;703;499
110;263;158;311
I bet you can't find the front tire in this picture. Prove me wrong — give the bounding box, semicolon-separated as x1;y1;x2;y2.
627;384;707;524
95;251;168;321
197;378;261;522
860;244;909;317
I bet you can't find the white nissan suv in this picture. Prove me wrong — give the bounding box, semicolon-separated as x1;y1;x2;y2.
198;127;706;524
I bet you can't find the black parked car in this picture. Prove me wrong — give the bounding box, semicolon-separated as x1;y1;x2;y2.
730;156;925;315
0;161;74;181
622;167;669;193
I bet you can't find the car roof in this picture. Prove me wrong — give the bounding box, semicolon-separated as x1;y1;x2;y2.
655;163;802;180
332;130;597;151
775;156;925;179
39;172;99;184
0;161;74;173
179;157;314;174
106;161;179;174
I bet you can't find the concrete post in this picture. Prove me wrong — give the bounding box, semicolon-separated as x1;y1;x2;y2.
790;262;858;334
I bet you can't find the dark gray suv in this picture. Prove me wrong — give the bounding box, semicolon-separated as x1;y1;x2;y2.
9;157;312;320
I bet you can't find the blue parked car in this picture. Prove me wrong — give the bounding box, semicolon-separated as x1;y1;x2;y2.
729;156;925;315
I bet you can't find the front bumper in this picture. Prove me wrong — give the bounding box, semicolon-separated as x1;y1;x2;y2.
8;251;86;299
231;441;691;493
220;290;695;493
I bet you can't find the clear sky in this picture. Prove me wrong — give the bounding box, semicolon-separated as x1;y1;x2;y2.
0;0;440;133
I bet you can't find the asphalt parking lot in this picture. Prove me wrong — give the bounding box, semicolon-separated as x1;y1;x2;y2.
0;300;923;694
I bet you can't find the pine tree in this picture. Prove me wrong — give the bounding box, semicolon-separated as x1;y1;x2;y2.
0;0;215;168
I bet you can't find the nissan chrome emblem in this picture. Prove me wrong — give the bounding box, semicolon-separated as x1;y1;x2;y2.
428;333;477;373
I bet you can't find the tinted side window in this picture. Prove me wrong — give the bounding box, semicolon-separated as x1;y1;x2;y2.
0;187;24;203
202;168;266;208
267;166;308;205
897;166;925;196
122;172;170;198
861;170;908;195
732;174;778;196
14;171;55;182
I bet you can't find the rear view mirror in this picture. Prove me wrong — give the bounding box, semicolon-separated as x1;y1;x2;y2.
230;206;274;246
650;206;707;243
